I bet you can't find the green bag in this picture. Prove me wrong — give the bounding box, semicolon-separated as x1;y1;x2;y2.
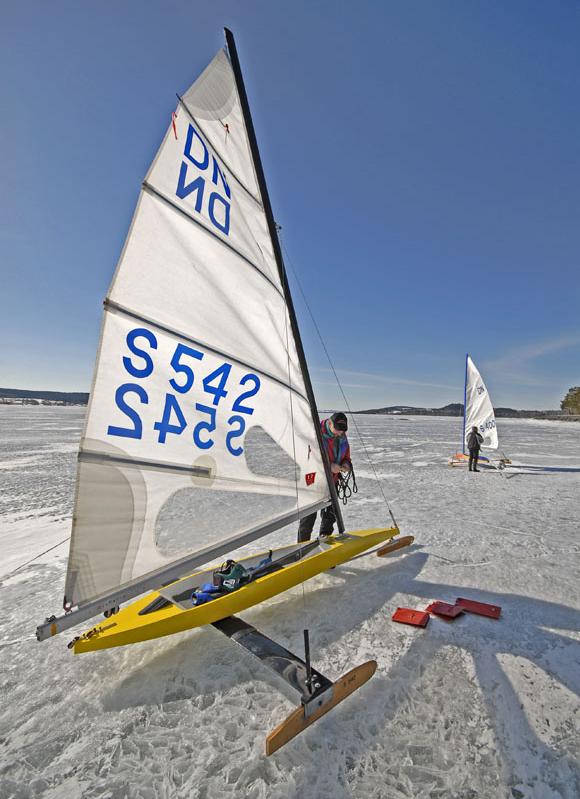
212;560;250;592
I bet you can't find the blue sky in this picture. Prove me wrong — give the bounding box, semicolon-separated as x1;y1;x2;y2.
1;1;578;410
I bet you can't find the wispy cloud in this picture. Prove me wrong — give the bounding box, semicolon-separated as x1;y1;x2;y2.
484;333;580;386
311;367;456;391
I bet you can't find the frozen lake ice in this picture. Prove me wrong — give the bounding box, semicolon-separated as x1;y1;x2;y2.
0;406;579;798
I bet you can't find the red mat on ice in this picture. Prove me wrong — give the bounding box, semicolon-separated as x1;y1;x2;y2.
455;598;501;619
392;608;430;627
426;601;464;619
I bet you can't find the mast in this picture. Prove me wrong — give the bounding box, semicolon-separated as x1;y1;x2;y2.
224;28;344;532
462;353;468;454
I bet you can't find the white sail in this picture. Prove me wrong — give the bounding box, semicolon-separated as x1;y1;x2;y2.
64;44;333;610
463;356;499;450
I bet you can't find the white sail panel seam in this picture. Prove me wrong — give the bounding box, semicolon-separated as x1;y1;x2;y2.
104;299;309;403
142;183;281;295
79;450;212;477
141;183;283;298
79;449;309;492
177;96;262;207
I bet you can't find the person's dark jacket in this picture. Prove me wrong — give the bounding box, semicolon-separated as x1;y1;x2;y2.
467;429;484;451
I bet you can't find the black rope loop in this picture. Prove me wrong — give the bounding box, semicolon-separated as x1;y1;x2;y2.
336;462;358;505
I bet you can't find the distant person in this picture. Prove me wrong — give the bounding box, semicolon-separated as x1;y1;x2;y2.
298;412;352;542
467;425;484;472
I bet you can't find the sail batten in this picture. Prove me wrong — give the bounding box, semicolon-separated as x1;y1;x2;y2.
141;179;281;295
141;183;284;297
104;299;309;401
61;33;335;614
79;447;315;494
79;450;212;477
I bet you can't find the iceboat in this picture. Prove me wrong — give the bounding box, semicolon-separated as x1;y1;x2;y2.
35;29;410;754
449;354;511;470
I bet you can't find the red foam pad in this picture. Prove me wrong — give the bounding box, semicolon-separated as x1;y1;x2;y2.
426;601;464;619
455;598;501;619
392;607;430;627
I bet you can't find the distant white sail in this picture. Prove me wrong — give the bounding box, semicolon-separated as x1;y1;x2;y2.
463;356;499;450
64;47;333;609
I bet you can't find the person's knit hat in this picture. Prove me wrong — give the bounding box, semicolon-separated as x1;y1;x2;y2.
330;412;348;431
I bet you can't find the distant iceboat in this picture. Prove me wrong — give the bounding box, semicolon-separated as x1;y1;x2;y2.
449;355;511;470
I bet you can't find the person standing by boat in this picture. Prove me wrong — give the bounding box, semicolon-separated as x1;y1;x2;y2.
298;412;351;542
467;425;484;472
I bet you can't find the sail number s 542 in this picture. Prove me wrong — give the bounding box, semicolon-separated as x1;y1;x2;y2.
107;327;260;456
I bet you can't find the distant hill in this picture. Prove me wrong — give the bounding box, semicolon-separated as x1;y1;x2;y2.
358;403;463;416
357;403;569;419
0;388;88;405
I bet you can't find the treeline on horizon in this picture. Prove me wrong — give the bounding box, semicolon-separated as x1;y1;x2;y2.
0;388;89;404
1;386;578;414
352;386;580;417
357;403;570;418
561;386;580;414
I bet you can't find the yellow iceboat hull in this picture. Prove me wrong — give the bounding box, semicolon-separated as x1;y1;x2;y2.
74;527;398;654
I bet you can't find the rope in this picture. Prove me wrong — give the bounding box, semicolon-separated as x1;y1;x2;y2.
4;536;70;579
336;462;358;505
279;237;398;529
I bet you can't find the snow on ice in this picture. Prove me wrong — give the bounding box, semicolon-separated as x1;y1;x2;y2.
0;406;578;798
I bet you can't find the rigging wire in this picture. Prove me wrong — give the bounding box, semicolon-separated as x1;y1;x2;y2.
4;536;70;579
279;237;398;530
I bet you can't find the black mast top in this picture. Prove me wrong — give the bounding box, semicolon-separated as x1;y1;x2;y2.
224;28;344;532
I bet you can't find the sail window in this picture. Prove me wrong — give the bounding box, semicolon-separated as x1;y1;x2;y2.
155;486;296;558
244;425;301;481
